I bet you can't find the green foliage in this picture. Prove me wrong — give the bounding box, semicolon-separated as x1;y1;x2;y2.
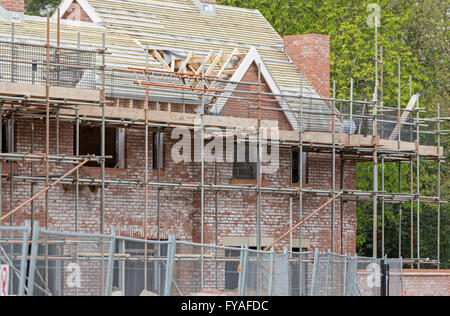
220;0;449;267
25;0;60;16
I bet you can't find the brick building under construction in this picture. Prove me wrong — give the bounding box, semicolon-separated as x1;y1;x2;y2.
0;0;447;296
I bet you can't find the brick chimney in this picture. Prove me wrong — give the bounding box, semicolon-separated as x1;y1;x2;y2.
284;34;330;99
0;0;24;12
200;0;216;3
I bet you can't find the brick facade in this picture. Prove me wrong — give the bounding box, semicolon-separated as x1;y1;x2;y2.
0;0;24;12
3;117;356;255
403;270;450;296
284;34;330;99
61;1;93;23
221;62;293;131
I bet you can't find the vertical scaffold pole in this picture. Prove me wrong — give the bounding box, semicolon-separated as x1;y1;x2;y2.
100;33;106;296
409;75;414;268
331;80;337;253
200;58;205;290
416;96;420;268
398;58;402;258
372;19;379;259
437;103;441;269
144;46;149;291
44;13;51;293
299;74;304;253
256;63;262;254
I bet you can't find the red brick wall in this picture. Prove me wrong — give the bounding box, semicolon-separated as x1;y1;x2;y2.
221;62;293;131
403;270;450;296
284;34;330;99
0;0;24;12
61;1;93;23
3;118;356;255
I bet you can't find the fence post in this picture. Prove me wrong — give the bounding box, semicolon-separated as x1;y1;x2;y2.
400;257;404;296
18;221;31;296
164;236;176;296
380;258;386;297
237;245;244;296
342;254;348;296
105;229;116;296
310;248;319;296
27;221;41;296
325;250;331;296
238;245;248;296
268;248;275;296
282;246;289;296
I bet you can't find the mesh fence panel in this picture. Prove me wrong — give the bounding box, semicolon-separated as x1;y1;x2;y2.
111;239;168;296
384;258;403;296
288;252;313;296
311;252;349;296
32;231;111;296
346;256;359;296
355;257;380;296
352;257;404;297
0;224;407;296
172;242;240;296
0;227;28;296
244;251;275;296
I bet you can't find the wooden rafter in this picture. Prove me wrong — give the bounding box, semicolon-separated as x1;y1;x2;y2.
150;49;171;71
217;48;238;78
178;52;193;73
205;49;223;77
195;51;213;75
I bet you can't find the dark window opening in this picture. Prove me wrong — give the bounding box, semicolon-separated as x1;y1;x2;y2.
113;241;167;296
292;150;307;184
233;142;257;180
153;132;164;170
75;126;124;168
1;122;10;153
225;248;240;290
225;247;259;291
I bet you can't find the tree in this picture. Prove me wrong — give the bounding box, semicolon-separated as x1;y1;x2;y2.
25;0;60;16
219;0;449;267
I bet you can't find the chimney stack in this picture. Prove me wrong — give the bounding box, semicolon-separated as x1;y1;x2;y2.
284;34;330;99
0;0;24;22
0;0;24;13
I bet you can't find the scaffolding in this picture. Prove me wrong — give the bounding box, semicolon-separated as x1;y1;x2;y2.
0;17;447;295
